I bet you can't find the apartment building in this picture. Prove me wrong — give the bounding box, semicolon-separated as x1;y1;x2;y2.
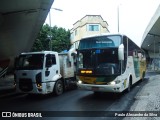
70;15;109;49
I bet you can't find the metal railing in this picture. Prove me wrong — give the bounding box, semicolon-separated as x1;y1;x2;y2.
0;67;8;78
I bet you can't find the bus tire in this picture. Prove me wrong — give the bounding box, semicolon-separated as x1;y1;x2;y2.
54;79;64;96
141;71;146;81
93;91;101;96
127;77;132;92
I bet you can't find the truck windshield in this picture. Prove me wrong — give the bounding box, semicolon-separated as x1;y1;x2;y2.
79;35;121;50
15;54;44;70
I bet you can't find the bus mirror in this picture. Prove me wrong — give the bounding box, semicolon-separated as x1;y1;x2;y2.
68;47;77;62
118;44;124;60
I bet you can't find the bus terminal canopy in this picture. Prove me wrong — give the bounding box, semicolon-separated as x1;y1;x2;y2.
141;5;160;53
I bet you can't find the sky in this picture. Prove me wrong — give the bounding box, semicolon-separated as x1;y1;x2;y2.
45;0;160;46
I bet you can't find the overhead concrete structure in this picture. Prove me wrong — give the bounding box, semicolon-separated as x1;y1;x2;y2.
0;0;54;60
0;0;54;75
141;5;160;54
141;5;160;70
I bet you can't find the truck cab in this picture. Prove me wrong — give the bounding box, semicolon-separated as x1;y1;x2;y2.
15;51;76;95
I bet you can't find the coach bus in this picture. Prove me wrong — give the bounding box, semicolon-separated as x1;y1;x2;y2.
76;33;146;93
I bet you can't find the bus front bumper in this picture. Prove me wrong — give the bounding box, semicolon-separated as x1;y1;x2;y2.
77;83;123;93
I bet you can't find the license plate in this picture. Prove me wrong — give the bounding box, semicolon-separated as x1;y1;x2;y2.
92;87;99;91
83;77;96;83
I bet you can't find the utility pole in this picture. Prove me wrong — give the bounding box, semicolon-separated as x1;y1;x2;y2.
117;5;119;33
48;8;63;51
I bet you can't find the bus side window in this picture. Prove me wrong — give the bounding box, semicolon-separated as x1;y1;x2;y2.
141;53;144;59
133;50;138;58
123;36;128;72
138;52;142;60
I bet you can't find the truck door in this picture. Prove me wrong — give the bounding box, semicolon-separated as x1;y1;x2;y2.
45;54;58;82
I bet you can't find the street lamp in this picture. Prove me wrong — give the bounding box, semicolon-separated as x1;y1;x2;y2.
117;4;122;33
117;5;119;33
48;8;63;51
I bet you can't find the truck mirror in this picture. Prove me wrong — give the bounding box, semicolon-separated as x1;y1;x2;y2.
118;44;124;60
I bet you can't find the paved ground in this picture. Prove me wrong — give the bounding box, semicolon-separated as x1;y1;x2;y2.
1;72;160;120
0;77;147;120
0;75;16;97
123;71;160;120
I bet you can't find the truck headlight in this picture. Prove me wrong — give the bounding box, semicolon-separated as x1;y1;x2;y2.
36;72;42;90
37;83;42;89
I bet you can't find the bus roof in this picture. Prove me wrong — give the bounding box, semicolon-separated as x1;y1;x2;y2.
81;33;126;39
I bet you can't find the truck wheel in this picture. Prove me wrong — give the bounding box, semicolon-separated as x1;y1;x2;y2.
54;80;64;96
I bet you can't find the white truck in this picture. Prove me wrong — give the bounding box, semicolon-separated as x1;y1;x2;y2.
14;51;77;95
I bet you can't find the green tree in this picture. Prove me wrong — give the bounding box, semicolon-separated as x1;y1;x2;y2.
31;24;71;52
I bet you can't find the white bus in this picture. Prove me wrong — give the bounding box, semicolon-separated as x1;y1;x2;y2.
77;33;146;93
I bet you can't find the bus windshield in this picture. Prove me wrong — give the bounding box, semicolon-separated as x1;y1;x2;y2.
78;48;120;75
15;54;44;70
79;35;122;49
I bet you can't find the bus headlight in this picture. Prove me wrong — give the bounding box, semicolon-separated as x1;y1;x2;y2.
78;80;82;84
110;81;116;85
109;80;121;85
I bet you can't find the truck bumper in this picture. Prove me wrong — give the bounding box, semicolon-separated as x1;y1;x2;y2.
16;82;56;95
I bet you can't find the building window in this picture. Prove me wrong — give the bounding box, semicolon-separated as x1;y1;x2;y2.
88;24;99;31
70;33;74;41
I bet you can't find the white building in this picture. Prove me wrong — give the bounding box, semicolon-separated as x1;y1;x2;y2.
70;15;109;49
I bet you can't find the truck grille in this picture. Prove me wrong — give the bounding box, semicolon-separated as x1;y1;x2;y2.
19;78;33;92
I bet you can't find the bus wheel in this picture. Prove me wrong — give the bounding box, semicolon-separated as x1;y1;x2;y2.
141;72;146;81
93;91;101;96
127;78;132;92
54;79;64;96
